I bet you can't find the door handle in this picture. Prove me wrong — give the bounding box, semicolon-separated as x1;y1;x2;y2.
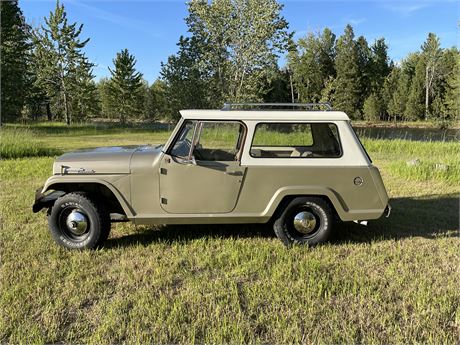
225;170;243;176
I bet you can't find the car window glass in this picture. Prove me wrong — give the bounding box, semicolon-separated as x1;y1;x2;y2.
251;123;341;158
170;121;195;158
253;123;313;146
193;122;242;161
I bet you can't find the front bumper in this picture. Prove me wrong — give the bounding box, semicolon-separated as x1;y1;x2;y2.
32;188;65;213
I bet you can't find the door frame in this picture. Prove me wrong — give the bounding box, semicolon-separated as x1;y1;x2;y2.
165;119;248;165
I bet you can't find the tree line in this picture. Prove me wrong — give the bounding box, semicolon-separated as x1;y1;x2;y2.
1;0;458;126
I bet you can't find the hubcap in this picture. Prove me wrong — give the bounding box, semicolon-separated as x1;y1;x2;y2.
293;211;317;234
65;210;88;235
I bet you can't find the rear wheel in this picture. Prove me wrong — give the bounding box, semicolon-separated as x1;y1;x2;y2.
273;197;333;247
48;192;110;249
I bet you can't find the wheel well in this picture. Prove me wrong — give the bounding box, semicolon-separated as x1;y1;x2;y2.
47;183;126;215
270;194;339;222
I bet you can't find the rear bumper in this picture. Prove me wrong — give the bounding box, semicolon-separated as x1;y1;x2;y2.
32;188;65;213
384;204;392;218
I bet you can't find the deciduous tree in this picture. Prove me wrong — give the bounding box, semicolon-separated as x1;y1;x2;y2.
162;0;291;111
288;33;324;102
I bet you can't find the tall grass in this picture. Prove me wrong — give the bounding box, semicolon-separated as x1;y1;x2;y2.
361;138;460;185
9;122;173;136
389;161;459;185
0;128;62;159
361;138;460;157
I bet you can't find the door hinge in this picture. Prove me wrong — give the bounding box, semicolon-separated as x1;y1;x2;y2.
160;168;167;175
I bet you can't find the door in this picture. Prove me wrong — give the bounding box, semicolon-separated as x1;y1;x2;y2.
159;121;246;214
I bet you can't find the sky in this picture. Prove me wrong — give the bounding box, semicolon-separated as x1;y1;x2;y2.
21;0;459;84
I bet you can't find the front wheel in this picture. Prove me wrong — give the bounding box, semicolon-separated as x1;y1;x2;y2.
48;192;110;249
273;197;333;247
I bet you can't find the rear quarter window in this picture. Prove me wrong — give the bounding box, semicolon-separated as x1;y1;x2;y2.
250;122;342;158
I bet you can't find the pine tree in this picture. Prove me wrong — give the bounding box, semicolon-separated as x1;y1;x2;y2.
333;25;362;118
421;33;443;119
32;1;95;125
356;35;372;107
108;49;144;124
317;28;336;81
141;79;169;120
1;0;31;124
370;38;391;90
384;67;407;121
71;57;99;121
97;78;113;119
443;49;460;121
145;79;170;120
363;93;385;121
405;55;426;120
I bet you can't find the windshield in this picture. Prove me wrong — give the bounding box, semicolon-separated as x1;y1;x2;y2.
169;121;195;158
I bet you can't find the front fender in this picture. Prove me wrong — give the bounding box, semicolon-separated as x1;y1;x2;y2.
38;175;134;218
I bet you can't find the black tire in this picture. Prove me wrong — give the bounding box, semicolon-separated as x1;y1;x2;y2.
273;197;333;247
48;192;110;249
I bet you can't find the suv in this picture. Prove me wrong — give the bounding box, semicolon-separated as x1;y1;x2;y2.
33;103;390;249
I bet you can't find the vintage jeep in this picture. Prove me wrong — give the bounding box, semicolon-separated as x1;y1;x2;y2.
33;103;390;249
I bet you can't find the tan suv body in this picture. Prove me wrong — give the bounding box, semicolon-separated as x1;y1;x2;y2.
33;104;390;249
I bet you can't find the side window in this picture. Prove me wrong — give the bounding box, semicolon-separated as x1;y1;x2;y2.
250;123;341;158
170;121;196;158
193;122;244;161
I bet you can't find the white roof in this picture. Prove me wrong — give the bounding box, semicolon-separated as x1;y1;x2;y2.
180;109;350;121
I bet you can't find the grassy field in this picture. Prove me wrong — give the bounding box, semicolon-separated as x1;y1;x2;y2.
0;124;459;343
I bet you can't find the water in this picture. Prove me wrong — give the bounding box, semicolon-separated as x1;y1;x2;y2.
353;126;460;142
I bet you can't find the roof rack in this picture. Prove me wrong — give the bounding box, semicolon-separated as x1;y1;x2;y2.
222;102;332;111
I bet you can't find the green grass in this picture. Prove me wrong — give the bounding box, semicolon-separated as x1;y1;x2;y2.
389;160;459;185
0;127;62;159
0;123;459;343
362;138;460;184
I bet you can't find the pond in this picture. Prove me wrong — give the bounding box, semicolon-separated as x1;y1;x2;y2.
353;126;460;142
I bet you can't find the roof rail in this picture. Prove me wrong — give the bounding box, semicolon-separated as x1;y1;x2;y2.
222;102;332;111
